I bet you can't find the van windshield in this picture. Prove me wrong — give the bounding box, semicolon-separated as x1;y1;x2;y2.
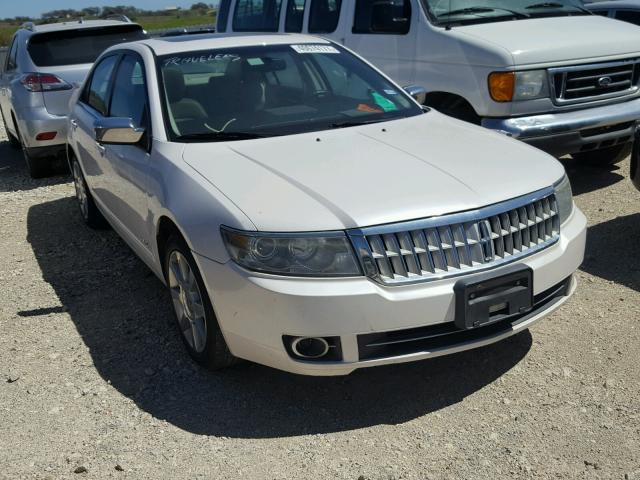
157;43;423;142
424;0;589;26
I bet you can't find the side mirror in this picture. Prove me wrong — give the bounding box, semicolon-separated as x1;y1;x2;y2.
403;84;427;105
94;117;145;145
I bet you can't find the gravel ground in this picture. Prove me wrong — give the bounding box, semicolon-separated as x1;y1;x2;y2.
0;117;638;480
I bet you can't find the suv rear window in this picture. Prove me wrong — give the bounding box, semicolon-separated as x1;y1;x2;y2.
27;25;146;67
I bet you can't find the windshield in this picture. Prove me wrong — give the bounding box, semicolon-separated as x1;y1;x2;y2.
157;43;423;142
423;0;589;26
28;25;146;67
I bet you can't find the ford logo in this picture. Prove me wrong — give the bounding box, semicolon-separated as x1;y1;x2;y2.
598;76;613;87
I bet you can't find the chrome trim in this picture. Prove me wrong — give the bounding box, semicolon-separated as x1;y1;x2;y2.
291;337;330;359
347;187;560;286
548;58;640;106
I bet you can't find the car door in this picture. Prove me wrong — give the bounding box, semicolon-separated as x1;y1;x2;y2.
71;53;121;199
100;53;153;256
0;36;20;135
344;0;417;85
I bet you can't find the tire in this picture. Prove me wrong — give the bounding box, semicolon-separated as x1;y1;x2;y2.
425;95;481;125
1;111;20;149
14;120;50;178
163;235;237;371
71;157;108;229
572;143;632;166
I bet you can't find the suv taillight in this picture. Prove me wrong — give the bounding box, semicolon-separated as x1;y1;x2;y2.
20;73;72;92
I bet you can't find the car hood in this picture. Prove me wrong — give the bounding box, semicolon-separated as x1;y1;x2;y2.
454;16;640;66
183;112;565;232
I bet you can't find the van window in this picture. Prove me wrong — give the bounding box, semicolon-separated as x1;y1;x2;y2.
217;0;232;31
308;0;342;33
285;0;306;32
353;0;411;34
233;0;283;31
615;9;640;25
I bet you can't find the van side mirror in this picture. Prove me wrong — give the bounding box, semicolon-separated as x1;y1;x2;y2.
94;117;145;145
403;85;427;105
371;0;410;34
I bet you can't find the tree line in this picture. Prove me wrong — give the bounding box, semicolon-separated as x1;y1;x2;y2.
1;3;214;23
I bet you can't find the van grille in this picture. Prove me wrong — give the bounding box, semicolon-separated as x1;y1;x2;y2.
347;189;560;285
550;59;640;105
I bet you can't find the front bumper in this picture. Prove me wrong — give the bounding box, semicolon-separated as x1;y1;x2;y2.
195;208;586;376
482;98;640;157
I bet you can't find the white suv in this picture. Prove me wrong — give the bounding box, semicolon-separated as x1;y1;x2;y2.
0;19;145;177
218;0;640;166
67;34;586;375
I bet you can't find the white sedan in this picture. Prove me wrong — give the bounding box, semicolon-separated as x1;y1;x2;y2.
66;34;586;375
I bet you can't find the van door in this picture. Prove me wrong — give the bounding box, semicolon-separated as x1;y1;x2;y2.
343;0;417;85
306;0;349;43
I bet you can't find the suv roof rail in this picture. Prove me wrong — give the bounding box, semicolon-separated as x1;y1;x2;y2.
104;14;132;23
21;22;35;31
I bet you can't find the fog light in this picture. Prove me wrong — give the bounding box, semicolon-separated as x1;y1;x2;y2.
35;131;57;141
283;335;343;362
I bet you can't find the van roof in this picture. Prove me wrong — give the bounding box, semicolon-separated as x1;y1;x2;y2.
138;33;331;56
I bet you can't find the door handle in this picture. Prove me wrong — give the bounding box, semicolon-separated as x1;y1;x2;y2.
70;119;78;130
95;142;106;156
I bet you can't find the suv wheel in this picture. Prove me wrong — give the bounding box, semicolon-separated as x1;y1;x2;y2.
15;122;50;178
572;143;632;166
71;158;107;228
163;235;236;371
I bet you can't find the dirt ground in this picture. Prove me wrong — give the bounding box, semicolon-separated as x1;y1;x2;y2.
0;117;638;480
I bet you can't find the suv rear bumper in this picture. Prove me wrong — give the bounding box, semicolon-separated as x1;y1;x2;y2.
482;98;640;157
15;106;67;150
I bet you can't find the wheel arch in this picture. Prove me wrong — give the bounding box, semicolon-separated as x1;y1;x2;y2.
423;91;481;124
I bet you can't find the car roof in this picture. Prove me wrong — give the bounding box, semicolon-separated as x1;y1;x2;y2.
587;0;640;10
136;33;332;56
23;19;141;34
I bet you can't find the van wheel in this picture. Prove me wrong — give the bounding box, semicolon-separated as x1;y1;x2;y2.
572;143;632;166
163;235;237;371
71;158;107;229
15;123;50;178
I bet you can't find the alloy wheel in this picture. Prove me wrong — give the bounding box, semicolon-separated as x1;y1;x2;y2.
72;162;89;220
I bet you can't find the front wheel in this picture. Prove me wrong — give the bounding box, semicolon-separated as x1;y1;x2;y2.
572;143;632;166
71;158;107;229
164;235;236;371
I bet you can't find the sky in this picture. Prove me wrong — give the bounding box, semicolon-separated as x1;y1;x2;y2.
1;0;199;19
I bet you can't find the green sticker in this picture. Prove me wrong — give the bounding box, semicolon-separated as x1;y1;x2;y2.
371;91;398;112
247;57;264;66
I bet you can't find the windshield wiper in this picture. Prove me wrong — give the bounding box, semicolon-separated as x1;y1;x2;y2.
525;2;590;13
329;119;388;129
439;6;529;19
175;131;275;142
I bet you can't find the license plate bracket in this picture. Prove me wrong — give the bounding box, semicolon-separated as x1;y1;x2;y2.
454;265;533;330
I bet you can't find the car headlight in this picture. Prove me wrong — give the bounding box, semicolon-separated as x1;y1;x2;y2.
221;227;362;277
489;70;549;102
554;174;574;225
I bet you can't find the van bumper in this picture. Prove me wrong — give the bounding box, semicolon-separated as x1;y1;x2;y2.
482;98;640;157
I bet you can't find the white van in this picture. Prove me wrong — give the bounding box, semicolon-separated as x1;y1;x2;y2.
217;0;640;165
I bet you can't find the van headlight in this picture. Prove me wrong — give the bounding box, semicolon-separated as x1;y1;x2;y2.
489;70;549;102
221;228;362;276
554;174;574;224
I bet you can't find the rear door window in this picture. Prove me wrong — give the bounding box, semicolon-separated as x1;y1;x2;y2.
27;25;145;67
84;55;119;116
233;0;283;31
308;0;342;33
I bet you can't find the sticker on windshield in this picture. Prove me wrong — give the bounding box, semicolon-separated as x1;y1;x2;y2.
162;53;240;67
291;44;340;54
247;58;264;66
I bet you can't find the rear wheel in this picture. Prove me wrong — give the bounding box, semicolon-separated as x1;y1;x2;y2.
163;235;236;371
572;143;632;166
14;120;50;178
71;157;107;229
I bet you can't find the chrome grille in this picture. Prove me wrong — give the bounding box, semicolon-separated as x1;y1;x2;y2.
550;59;640;105
348;190;560;285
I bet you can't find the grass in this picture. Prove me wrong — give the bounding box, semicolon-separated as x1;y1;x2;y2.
0;12;218;47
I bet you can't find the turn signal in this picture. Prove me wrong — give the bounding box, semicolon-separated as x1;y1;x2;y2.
488;72;515;102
